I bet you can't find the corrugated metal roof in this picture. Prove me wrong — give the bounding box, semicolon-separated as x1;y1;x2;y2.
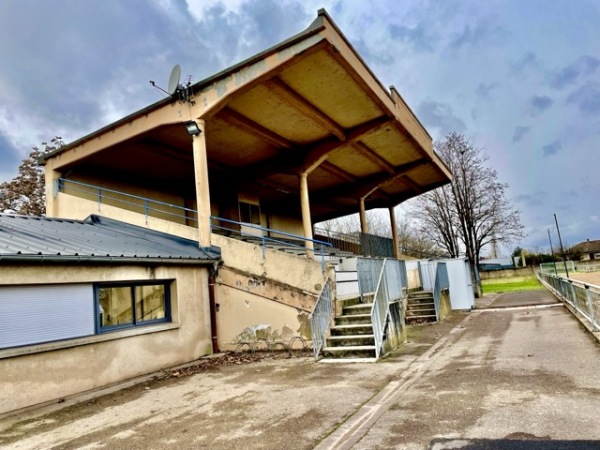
0;214;220;264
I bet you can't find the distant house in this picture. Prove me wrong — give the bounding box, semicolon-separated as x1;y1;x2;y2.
571;239;600;261
0;9;452;416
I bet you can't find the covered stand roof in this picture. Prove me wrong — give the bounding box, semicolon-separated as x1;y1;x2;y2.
44;9;451;223
0;214;220;264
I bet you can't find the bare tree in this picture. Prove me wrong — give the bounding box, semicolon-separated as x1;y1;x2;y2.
0;137;64;215
414;132;524;267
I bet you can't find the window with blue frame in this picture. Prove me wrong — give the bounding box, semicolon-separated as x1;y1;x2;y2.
97;282;170;331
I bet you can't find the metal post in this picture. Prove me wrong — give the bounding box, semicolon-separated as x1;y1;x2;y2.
547;229;558;275
389;206;400;259
554;213;569;278
584;285;598;331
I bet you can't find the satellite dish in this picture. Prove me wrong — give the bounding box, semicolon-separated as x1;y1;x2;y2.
167;64;182;95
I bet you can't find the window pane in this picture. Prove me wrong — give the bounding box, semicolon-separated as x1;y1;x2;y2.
135;285;166;322
98;287;133;327
239;201;261;225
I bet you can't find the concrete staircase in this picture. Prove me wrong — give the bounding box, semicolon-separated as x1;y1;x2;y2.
406;290;437;324
321;296;377;362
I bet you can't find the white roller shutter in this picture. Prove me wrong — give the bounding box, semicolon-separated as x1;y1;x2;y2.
0;284;95;349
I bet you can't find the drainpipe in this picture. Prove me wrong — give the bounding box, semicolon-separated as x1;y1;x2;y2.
389;206;399;259
208;262;219;353
359;198;368;234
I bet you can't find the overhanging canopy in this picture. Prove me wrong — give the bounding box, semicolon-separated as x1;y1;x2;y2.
44;9;451;223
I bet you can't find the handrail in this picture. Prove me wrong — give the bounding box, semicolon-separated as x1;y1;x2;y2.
370;259;388;359
57;178;198;220
211;216;332;248
309;279;333;359
57;178;333;268
537;271;599;331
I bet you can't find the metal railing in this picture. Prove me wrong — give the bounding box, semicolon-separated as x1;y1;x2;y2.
537;272;599;331
313;228;395;258
356;257;408;358
58;178;199;225
357;257;385;300
432;262;450;321
309;279;334;359
418;261;438;291
371;260;389;358
210;217;332;270
57;178;333;268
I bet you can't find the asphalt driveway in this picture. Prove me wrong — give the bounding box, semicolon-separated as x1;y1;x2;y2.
2;289;599;450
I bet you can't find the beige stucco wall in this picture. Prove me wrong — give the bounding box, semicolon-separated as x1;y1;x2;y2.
267;214;304;237
0;264;212;416
406;267;420;289
211;234;325;293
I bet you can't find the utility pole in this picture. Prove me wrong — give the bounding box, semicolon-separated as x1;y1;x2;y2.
554;213;569;278
547;229;558;275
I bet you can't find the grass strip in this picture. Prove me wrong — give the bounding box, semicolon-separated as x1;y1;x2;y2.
482;276;542;293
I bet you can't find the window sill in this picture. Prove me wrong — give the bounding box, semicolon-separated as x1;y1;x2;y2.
0;323;180;360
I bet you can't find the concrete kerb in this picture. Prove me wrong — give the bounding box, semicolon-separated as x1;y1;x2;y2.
313;313;474;450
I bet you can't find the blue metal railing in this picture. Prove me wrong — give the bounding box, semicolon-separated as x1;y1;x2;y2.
309;279;333;359
57;178;198;224
356;257;408;358
57;178;333;267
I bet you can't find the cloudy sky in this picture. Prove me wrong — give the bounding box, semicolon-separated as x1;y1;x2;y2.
0;0;598;253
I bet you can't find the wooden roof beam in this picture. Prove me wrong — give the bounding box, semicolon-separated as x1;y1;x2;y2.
265;77;346;141
218;107;294;149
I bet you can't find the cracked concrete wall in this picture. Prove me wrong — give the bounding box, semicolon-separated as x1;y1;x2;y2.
212;235;329;350
215;267;316;349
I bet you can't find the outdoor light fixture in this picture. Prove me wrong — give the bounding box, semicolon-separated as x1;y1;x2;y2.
184;120;201;136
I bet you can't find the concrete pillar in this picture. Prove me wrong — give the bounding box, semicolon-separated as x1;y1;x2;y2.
299;172;314;255
191;119;212;247
389;206;399;259
359;198;368;234
44;167;60;218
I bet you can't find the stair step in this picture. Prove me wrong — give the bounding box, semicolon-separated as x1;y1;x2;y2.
407;307;435;312
319;357;378;363
322;345;377;358
326;335;375;347
407;314;437;319
335;313;372;325
342;304;372;315
330;324;373;336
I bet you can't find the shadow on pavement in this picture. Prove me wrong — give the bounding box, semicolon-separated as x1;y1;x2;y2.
487;290;559;308
430;438;600;450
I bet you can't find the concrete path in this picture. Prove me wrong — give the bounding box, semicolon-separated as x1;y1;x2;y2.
324;291;600;449
2;290;600;449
